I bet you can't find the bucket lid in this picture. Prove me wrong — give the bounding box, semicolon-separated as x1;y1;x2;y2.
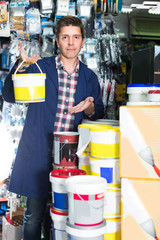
66;218;107;237
66;175;107;194
50;169;86;179
127;84;160;94
127;84;160;88
54;131;79;136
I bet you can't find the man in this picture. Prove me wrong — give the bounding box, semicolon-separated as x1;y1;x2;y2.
2;16;104;239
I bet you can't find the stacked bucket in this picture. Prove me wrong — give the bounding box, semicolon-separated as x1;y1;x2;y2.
65;175;107;239
49;168;86;239
78;120;121;240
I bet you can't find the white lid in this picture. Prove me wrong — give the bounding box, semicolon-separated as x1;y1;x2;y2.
127;102;160;106
66;175;107;194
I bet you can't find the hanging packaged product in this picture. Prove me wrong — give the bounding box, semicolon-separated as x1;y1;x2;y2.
0;1;10;37
56;0;70;16
40;0;53;14
10;6;25;31
77;0;92;18
26;8;41;35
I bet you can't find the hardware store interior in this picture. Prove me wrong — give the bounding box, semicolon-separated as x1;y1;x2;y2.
1;0;160;239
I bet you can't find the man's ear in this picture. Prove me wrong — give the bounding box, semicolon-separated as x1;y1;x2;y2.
81;38;85;48
56;38;59;48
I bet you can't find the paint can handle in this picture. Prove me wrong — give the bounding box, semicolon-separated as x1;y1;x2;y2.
14;59;43;77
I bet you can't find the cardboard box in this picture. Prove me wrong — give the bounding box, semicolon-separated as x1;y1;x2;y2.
121;178;160;240
120;105;160;179
2;206;24;240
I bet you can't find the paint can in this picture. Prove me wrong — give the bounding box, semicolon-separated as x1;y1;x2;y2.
78;124;93;155
78;154;91;175
104;218;121;240
148;90;160;102
12;61;46;103
50;206;68;240
53;132;79;168
89;156;120;187
66;218;107;240
104;187;121;218
66;175;107;227
49;169;86;214
90;125;120;159
127;84;160;102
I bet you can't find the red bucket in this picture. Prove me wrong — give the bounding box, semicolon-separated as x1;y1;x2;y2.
53;132;79;168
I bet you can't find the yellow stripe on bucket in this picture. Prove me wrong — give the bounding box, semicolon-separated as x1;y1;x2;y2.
89;156;121;187
90;125;120;158
14;86;45;102
104;218;121;240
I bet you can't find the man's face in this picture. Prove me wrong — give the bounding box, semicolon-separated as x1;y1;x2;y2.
56;25;85;60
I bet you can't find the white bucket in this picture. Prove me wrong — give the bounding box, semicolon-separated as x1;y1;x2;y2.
89;156;120;187
66;218;107;240
148;90;160;102
104;218;121;240
50;206;68;240
49;169;86;214
104;187;121;218
78;154;91;175
66;175;107;227
127;84;160;102
12;60;46;103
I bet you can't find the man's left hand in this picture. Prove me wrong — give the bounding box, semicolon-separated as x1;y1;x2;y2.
68;97;94;115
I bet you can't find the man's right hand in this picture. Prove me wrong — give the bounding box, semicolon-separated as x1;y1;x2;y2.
18;41;40;65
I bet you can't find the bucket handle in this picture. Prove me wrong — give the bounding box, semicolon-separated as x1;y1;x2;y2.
14;59;43;77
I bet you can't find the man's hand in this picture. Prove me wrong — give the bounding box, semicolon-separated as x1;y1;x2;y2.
68;97;95;115
18;41;39;65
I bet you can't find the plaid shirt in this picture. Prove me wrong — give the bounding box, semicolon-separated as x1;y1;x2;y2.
54;55;79;131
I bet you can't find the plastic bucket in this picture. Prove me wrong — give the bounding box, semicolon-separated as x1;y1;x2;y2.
89;156;120;187
53;132;79;168
104;187;121;218
78;124;93;155
104;218;121;240
66;175;107;227
12;60;46;103
78;154;91;175
90;125;120;159
66;218;107;240
127;84;160;102
50;169;86;214
50;206;68;240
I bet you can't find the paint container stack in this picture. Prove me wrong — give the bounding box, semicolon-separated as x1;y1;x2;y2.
65;175;107;240
52;132;79;170
78;121;121;240
49;168;86;240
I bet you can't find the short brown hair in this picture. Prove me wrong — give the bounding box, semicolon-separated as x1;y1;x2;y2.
54;16;85;39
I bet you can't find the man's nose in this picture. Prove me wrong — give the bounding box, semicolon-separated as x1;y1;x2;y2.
68;37;73;44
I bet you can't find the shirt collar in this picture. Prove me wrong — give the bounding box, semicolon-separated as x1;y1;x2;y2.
55;55;79;73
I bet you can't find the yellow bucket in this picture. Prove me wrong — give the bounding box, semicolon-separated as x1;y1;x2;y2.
104;187;121;218
90;125;120;158
89;156;120;187
104;218;121;240
12;60;46;103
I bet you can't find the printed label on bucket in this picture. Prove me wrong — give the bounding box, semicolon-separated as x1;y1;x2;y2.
54;137;78;167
